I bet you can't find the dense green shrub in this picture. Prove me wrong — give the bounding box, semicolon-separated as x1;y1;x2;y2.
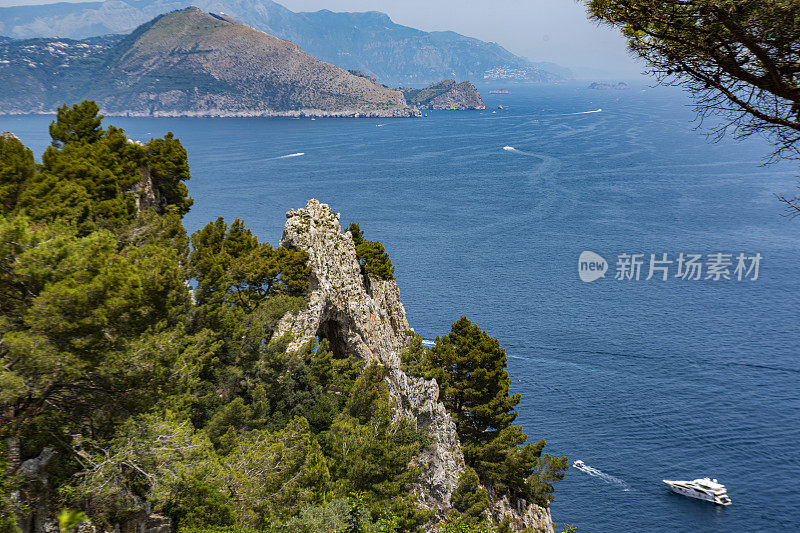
346;222;395;280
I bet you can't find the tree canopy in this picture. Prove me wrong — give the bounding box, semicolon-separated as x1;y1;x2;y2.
346;222;395;280
1;101;193;233
587;0;800;160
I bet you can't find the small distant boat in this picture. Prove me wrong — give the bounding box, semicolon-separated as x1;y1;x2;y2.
573;460;584;468
489;89;509;94
663;478;731;506
502;146;514;151
497;105;503;110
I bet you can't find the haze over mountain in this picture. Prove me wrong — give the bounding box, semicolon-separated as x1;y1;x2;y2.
0;0;566;85
0;7;417;116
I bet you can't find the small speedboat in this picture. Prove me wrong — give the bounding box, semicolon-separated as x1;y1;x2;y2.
573;460;584;468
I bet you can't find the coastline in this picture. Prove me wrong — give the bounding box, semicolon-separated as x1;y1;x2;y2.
0;106;424;118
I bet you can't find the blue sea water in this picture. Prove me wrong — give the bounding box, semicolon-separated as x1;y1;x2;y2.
3;83;800;532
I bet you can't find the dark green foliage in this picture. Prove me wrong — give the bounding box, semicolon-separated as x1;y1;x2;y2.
450;467;490;525
190;217;310;309
163;476;236;530
221;417;330;526
355;240;395;281
428;317;520;455
343;493;368;533
251;339;360;434
346;222;394;281
324;364;430;530
346;222;364;246
49;101;104;147
403;319;567;507
525;452;570;508
0;216;194;445
0;134;35;214
0;445;21;533
145;132;193;215
3;101;192;233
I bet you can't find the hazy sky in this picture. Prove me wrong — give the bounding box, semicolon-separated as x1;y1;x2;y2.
280;0;643;77
0;0;645;76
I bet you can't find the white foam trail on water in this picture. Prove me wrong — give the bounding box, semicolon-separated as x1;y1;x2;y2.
421;340;435;347
376;124;385;127
267;152;305;160
558;108;602;116
573;463;632;491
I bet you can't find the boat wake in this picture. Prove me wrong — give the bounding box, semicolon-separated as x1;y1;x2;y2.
268;152;305;160
559;108;603;116
421;339;435;347
573;463;632;491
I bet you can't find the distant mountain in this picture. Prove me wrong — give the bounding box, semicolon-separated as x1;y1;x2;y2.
0;0;566;86
0;8;416;117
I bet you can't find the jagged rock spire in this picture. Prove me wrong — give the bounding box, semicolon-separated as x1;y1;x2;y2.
276;200;554;531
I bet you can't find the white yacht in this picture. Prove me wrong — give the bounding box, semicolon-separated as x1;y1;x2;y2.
663;478;731;505
572;460;584;468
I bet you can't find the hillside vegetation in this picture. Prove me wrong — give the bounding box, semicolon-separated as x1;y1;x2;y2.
0;102;566;533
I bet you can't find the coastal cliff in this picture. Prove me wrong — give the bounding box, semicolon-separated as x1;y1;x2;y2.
402;80;486;110
276;200;554;531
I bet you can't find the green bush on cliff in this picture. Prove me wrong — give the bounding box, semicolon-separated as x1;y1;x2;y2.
346;222;395;280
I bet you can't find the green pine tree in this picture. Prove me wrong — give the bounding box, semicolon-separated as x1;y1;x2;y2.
346;222;395;280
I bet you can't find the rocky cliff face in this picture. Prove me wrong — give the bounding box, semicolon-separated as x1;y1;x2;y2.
402;80;485;110
276;199;465;513
276;200;554;532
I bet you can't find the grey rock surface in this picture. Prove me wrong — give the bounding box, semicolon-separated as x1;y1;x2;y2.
276;200;555;531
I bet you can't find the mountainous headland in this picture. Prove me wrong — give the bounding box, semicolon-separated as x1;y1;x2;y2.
0;8;418;117
0;8;491;118
0;0;567;86
402;80;486;111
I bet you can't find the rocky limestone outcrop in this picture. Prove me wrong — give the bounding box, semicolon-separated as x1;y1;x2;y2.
276;200;554;532
276;199;465;513
402;80;485;110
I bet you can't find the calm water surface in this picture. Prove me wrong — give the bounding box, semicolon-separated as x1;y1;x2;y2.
3;83;799;532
